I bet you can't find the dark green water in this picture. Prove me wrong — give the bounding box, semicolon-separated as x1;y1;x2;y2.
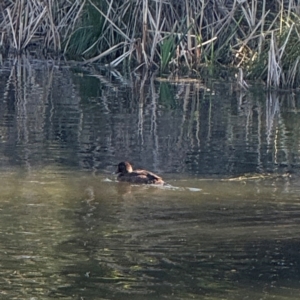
0;58;300;299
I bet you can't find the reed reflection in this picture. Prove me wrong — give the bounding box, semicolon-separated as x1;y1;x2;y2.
0;58;299;179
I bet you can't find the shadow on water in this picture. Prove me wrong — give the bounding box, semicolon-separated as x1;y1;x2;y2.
0;57;300;299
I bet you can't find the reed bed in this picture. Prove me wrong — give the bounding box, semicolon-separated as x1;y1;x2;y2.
0;0;84;53
1;0;300;88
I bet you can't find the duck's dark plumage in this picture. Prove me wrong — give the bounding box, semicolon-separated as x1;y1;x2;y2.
116;161;164;184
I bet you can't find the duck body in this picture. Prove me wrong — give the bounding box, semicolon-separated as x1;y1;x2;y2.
116;162;164;184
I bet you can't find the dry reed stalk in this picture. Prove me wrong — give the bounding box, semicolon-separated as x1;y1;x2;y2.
84;42;126;64
198;0;206;36
149;0;163;64
63;1;92;55
57;0;85;40
23;7;48;49
267;32;281;87
235;13;269;60
109;46;135;67
237;68;249;90
280;0;284;34
278;23;294;60
241;0;257;29
2;0;300;88
142;0;149;67
285;56;299;87
1;0;83;52
88;0;130;42
6;8;18;50
185;0;192;52
258;0;266;54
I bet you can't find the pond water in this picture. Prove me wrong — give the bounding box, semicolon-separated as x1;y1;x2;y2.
0;58;300;299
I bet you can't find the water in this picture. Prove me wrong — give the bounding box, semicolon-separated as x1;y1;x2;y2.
0;58;300;299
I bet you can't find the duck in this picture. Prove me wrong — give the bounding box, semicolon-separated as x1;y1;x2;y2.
116;161;164;184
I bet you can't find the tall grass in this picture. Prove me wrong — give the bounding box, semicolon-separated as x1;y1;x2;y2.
1;1;300;88
0;0;84;53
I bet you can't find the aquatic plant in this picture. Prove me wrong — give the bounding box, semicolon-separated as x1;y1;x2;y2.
0;0;84;53
1;0;300;88
248;11;300;89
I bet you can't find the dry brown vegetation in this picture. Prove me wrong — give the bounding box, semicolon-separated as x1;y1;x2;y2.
1;1;300;88
0;0;84;53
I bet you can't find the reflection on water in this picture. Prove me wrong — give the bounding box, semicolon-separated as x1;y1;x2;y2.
1;58;300;177
0;57;300;299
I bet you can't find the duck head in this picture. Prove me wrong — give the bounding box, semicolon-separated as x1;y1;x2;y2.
116;161;133;174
